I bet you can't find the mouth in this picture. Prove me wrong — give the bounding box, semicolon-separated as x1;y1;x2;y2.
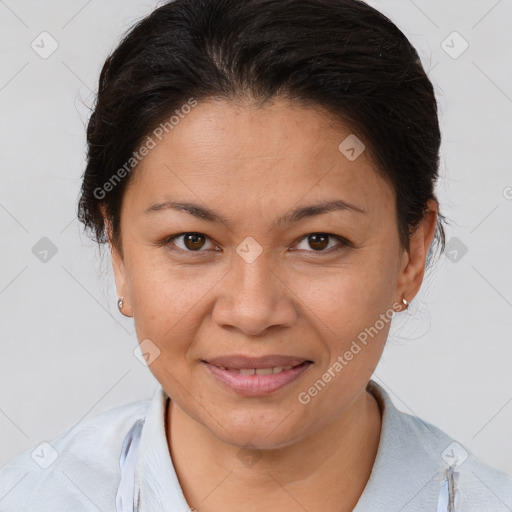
202;355;313;396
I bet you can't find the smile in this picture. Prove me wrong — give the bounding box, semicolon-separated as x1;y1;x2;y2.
219;366;296;375
202;356;312;396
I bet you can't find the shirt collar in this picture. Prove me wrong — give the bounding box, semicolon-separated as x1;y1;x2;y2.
135;386;190;511
354;380;448;511
134;379;448;511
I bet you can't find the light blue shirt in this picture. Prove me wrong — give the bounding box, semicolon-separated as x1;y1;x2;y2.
1;380;511;511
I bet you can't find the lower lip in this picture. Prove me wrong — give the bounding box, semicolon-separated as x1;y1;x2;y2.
203;361;312;397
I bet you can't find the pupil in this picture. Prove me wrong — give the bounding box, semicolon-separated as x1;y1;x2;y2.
309;234;328;251
185;233;205;250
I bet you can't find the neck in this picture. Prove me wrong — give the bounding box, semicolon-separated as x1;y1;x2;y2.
166;388;382;512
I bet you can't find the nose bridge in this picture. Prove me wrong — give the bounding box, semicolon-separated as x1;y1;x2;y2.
213;242;295;335
231;244;278;306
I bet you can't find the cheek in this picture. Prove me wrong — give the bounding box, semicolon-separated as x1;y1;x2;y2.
300;256;396;328
297;254;398;373
125;252;233;367
128;244;207;302
300;267;395;412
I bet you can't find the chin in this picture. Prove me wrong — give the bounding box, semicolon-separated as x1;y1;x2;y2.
204;408;310;451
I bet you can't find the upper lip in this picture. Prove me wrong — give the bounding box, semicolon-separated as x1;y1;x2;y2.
204;354;311;369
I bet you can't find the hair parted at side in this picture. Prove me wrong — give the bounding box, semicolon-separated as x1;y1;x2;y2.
77;0;446;265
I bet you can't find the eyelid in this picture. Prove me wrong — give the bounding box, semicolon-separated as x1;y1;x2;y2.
291;233;350;254
165;232;218;253
164;232;350;254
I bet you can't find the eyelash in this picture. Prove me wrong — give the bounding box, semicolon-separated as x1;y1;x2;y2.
161;232;351;255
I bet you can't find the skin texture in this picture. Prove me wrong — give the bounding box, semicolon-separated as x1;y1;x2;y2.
105;98;438;511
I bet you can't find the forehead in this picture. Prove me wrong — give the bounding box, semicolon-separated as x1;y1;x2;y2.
123;98;394;220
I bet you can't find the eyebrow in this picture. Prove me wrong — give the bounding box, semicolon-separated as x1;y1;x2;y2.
143;199;367;226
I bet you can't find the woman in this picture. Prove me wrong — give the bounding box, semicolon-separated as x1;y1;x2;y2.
1;0;511;510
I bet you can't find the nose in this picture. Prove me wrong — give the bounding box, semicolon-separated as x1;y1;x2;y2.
211;250;298;337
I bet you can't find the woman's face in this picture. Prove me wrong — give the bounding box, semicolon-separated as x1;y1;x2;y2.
109;98;432;449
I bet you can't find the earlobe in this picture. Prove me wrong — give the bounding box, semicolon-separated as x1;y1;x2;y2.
117;296;132;317
396;200;439;306
112;257;133;317
102;209;133;317
111;237;133;317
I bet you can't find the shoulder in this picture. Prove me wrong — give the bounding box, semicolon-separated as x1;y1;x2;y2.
398;402;512;509
366;380;512;511
0;396;151;512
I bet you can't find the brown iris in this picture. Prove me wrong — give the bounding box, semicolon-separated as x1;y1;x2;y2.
183;233;206;250
307;234;329;251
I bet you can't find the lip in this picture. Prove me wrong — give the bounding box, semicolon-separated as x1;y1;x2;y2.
202;355;313;397
205;354;309;369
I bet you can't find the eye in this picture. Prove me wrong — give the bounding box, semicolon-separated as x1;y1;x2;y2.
293;233;349;253
162;232;350;255
165;232;218;252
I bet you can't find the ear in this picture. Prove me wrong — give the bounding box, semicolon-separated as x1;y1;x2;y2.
101;206;133;317
395;199;439;305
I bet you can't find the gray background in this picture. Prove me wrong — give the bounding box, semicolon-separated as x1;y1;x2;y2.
1;0;511;475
